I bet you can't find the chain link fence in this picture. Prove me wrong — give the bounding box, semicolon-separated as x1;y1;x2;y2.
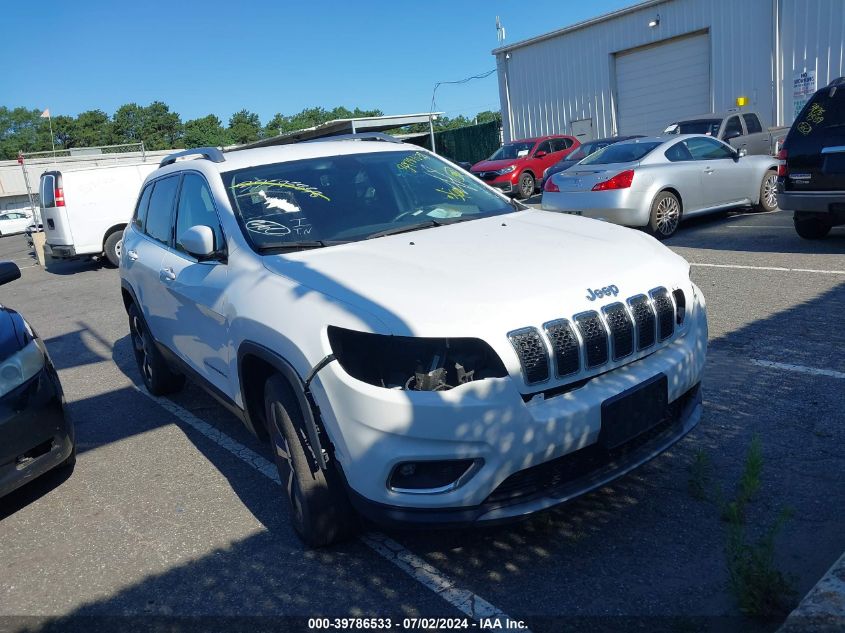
20;142;146;163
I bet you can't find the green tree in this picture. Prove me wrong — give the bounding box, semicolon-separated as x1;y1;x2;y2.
51;114;75;149
71;109;113;147
112;103;145;143
263;106;384;138
0;107;52;159
228;109;262;144
183;114;230;148
140;101;182;150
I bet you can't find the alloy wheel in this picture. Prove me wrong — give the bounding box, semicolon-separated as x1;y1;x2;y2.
130;315;153;385
655;197;680;236
762;174;778;209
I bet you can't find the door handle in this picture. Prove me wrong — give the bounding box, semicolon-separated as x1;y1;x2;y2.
127;249;139;261
704;167;714;174
160;267;176;282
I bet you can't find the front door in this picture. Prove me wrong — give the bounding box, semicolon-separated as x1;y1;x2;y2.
684;137;747;207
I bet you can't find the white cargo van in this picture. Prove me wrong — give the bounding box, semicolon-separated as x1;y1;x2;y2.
39;163;157;266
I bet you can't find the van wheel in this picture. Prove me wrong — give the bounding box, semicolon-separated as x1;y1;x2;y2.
647;191;682;239
104;232;122;267
794;214;832;240
516;172;535;199
754;170;778;212
127;303;185;395
263;374;358;548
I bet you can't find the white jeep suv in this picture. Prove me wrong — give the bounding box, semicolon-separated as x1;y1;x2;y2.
119;136;707;547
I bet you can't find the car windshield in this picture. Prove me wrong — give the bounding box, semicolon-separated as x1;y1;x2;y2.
579;142;662;165
222;150;516;251
665;119;721;136
488;141;535;161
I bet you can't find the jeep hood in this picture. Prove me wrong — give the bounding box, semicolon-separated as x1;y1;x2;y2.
263;210;689;337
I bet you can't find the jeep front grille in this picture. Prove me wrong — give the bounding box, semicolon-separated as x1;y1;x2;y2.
544;319;580;377
510;287;682;387
508;327;549;385
574;311;609;368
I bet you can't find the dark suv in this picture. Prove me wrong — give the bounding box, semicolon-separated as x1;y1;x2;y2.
777;77;845;239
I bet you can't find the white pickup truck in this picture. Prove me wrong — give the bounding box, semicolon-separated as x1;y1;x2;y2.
663;111;788;156
39;163;157;266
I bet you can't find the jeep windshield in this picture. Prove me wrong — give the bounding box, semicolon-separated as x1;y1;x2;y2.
223;150;515;251
487;141;535;161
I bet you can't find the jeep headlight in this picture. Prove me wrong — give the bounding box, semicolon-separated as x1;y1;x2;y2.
496;165;516;175
0;340;45;398
327;327;507;391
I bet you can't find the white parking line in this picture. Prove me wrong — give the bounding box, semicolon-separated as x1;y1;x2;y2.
134;385;523;626
691;262;845;275
750;359;845;380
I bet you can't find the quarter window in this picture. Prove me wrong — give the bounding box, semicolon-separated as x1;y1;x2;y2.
145;175;180;245
175;173;224;254
683;137;735;160
743;114;763;134
664;142;694;162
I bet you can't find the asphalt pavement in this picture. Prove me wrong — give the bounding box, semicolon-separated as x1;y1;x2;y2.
0;208;843;632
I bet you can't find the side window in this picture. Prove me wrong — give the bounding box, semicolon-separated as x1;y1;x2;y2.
145;175;180;245
40;175;55;208
550;138;570;152
743;113;763;134
664;142;694;162
684;137;735;160
724;116;743;138
534;140;552;156
133;184;153;229
175;173;224;254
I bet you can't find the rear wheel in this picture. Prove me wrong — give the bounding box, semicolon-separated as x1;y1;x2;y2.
647;191;682;239
104;232;122;267
127;303;185;395
516;172;535;200
754;170;778;212
263;374;358;547
794;214;832;240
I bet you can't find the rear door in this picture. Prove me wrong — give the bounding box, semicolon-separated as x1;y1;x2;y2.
785;86;845;191
39;172;74;246
158;172;231;396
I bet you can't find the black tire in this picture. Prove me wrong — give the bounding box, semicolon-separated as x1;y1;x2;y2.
794;214;832;240
754;170;778;212
263;374;358;547
516;172;535;200
104;232;123;267
127;303;185;395
646;191;682;240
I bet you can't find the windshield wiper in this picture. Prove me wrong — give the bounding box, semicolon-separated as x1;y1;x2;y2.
257;240;347;253
365;220;442;240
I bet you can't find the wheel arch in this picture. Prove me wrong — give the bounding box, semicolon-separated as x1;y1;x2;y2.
102;223;127;249
656;186;684;213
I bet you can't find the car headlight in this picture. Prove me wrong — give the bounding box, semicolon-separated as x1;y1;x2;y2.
496;165;516;175
327;327;507;391
0;340;45;398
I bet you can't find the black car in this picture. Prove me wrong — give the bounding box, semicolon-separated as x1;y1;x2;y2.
540;135;644;190
777;76;845;239
0;261;74;498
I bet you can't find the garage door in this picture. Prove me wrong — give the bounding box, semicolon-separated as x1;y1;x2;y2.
615;32;711;136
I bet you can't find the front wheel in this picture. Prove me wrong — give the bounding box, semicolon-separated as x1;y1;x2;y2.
794;214;832;240
647;191;682;239
516;172;535;200
263;375;358;547
754;170;778;212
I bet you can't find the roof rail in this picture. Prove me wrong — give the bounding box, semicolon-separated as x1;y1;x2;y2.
159;147;225;168
305;133;403;144
828;76;845;87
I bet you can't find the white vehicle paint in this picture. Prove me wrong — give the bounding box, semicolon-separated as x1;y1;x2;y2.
120;139;708;547
0;210;33;236
39;163;157;266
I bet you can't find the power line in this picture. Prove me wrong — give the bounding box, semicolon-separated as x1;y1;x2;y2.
430;69;497;114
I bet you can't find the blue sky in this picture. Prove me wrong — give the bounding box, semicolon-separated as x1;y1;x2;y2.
3;0;632;124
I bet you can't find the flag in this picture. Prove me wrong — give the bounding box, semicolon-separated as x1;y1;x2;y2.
40;108;50;118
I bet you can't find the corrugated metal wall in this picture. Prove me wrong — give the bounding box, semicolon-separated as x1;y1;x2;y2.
777;0;845;125
496;0;775;141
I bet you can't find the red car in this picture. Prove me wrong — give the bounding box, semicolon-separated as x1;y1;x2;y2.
471;135;580;199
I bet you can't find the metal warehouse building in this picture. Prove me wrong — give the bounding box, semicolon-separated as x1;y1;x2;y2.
494;0;845;141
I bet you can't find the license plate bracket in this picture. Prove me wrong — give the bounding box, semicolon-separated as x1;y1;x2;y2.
600;374;668;450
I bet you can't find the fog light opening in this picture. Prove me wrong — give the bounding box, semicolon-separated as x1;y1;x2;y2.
388;459;481;494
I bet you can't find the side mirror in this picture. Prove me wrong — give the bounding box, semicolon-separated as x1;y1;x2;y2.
737;147;748;158
0;261;21;286
179;225;217;259
534;150;548;158
723;129;742;141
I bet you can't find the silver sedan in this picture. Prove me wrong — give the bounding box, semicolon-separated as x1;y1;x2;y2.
540;135;779;238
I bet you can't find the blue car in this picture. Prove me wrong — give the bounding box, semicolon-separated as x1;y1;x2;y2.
541;135;644;191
